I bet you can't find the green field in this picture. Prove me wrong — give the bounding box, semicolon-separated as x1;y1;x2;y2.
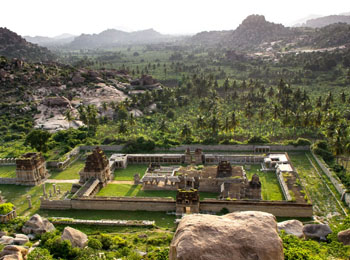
97;183;218;200
245;165;284;201
49;160;85;180
0;165;16;178
0;183;72;216
114;164;148;180
289;152;346;217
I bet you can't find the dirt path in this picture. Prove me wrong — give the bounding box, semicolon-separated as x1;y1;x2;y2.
45;179;79;184
109;180;134;184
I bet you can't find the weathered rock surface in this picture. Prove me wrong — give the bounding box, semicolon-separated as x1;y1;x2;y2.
13;234;29;245
22;214;55;235
0;231;7;238
61;226;88;248
169;211;284;260
0;245;28;260
0;236;14;245
277;219;304;238
338;229;350;245
303;224;332;241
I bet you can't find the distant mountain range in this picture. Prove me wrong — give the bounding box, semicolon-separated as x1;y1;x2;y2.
299;15;350;28
0;27;55;62
24;28;184;49
24;33;75;47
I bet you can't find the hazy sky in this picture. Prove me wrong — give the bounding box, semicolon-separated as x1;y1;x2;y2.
1;0;350;37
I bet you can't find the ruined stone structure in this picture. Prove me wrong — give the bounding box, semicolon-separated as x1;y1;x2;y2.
216;161;232;178
16;153;49;186
184;148;204;165
176;189;200;214
79;147;111;186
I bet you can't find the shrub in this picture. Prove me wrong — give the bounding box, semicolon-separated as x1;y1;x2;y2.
88;238;102;250
247;135;270;144
27;248;53;260
0;203;14;215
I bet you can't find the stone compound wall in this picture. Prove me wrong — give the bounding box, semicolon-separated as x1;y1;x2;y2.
310;152;350;207
200;200;313;218
0;158;16;165
0;178;16;184
275;170;292;201
79;144;310;152
40;196;312;217
0;210;17;223
46;147;81;170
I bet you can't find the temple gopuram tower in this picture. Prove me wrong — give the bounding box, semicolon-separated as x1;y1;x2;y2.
79;147;111;186
16;153;49;186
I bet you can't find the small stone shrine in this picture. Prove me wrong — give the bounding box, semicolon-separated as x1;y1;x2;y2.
79;147;111;186
16;153;49;186
176;189;200;214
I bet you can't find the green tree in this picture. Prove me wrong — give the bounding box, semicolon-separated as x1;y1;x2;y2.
25;129;51;152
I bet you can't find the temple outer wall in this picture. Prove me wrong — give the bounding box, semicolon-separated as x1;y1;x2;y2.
40;197;312;217
79;144;310;152
200;200;313;218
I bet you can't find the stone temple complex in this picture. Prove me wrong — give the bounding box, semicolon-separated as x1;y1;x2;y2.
15;153;49;186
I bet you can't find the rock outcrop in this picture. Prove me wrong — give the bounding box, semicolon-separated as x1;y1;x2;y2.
22;214;55;235
0;236;14;245
0;245;28;260
338;229;350;245
169;211;284;260
13;234;29;246
302;224;332;241
277;219;304;238
61;227;88;248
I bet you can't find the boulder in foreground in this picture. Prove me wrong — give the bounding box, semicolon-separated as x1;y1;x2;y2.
169;211;284;260
61;226;88;248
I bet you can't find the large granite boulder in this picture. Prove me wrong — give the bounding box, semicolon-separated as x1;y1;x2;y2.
169;211;284;260
0;236;14;245
303;224;332;241
0;245;28;260
338;229;350;245
61;227;88;248
13;234;29;245
22;214;55;235
277;220;304;238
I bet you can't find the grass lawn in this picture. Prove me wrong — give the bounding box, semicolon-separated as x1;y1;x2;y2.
49;160;85;180
289;152;345;217
97;184;176;198
0;165;16;178
38;209;177;228
114;165;148;181
0;183;72;216
97;184;219;200
245;165;284;201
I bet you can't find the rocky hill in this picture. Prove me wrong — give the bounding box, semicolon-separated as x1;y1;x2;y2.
0;27;56;62
302;15;350;28
225;15;298;50
189;14;350;51
68;28;176;49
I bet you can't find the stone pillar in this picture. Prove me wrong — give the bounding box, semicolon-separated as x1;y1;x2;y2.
57;185;61;194
43;183;46;196
53;184;57;194
27;195;32;208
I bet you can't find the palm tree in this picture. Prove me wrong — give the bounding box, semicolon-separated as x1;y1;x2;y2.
64;109;74;128
181;124;192;139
